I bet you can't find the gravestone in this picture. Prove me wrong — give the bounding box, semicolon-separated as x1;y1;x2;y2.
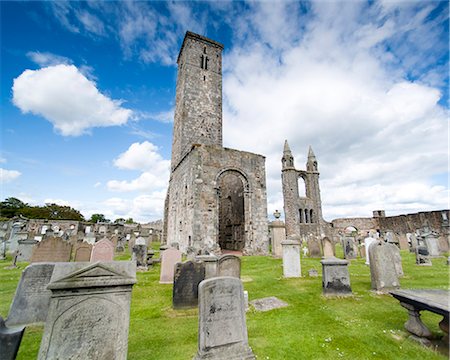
308;269;319;277
249;297;289;312
270;216;285;258
0;317;25;360
90;238;114;262
31;236;72;263
83;232;96;245
307;239;322;257
172;261;205;309
195;277;255;359
159;248;182;284
281;238;301;278
6;263;55;326
369;241;400;292
424;234;440;256
132;244;147;271
322;237;334;258
196;255;218;278
17;239;38;262
73;243;92;262
415;246;432;266
342;237;357;259
217;254;241;278
388;243;404;277
320;257;352;296
38;261;136;360
364;236;377;265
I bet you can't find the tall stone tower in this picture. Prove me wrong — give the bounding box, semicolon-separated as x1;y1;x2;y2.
163;32;269;255
281;141;328;239
171;32;224;171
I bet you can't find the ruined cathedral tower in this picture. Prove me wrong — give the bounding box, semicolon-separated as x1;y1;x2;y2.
282;141;327;240
163;32;269;255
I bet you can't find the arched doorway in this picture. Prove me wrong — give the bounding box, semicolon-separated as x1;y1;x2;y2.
217;170;246;252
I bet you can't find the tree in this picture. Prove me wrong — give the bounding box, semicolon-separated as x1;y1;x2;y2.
0;197;27;218
125;218;134;224
89;213;109;223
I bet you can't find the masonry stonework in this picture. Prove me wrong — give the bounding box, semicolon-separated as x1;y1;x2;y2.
163;32;269;255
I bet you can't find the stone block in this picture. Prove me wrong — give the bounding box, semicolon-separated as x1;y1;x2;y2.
281;239;301;278
173;261;205;309
320;257;352;296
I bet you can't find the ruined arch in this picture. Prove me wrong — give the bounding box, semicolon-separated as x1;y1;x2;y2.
298;173;306;197
215;169;249;252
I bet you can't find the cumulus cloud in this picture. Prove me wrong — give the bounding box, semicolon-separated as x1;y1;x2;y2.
0;168;21;183
12;64;133;136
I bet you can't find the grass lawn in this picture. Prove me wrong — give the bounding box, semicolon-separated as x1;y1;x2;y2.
0;244;448;359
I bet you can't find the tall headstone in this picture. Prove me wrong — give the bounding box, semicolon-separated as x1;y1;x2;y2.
16;238;38;262
320;257;352;296
368;241;400;292
342;237;357;259
159;248;182;284
6;263;55;326
217;254;241;278
281;238;301;277
90;238;114;262
270;212;285;258
38;261;136;360
322;237;334;258
195;255;218;279
307;238;322;258
73;243;92;262
363;236;377;265
132;243;148;271
388;243;404;277
172;261;205;309
195;277;255;360
0;317;25;360
31;236;72;263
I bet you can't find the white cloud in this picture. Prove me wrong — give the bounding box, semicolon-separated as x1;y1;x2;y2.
107;171;167;192
12;64;133;136
0;157;6;164
0;168;21;183
27;51;72;67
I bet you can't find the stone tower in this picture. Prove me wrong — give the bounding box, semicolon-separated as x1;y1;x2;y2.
171;32;223;171
281;141;326;239
163;32;269;255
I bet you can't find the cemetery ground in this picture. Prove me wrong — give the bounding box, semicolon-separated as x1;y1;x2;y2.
1;245;448;360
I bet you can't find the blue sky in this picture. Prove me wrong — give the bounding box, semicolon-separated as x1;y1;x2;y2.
1;1;448;223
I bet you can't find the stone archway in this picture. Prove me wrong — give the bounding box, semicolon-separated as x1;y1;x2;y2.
216;170;248;252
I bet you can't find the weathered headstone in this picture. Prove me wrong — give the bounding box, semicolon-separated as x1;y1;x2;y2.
424;234;440;256
0;316;25;360
217;254;241;278
90;238;114;262
364;236;377;265
388;243;404;277
322;237;334;258
31;236;72;263
38;261;136;360
195;255;218;278
270;216;285;258
195;277;255;359
132;243;147;271
369;241;400;292
172;261;205;309
307;238;322;257
281;238;301;278
415;246;432;266
73;243;92;262
249;297;289;312
6;263;55;326
320;257;352;296
159;248;182;284
16;238;38;262
342;237;357;259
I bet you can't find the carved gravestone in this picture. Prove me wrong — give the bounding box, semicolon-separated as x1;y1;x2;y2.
195;277;255;360
38;261;136;360
30;236;72;263
172;261;205;309
369;241;400;292
307;239;322;258
73;243;92;262
0;317;25;360
132;243;147;271
388;243;404;277
416;246;432;266
342;237;357;259
90;238;114;262
322;237;334;258
6;263;55;326
218;254;241;278
195;255;218;279
159;248;182;284
320;257;352;296
17;239;38;262
281;239;301;278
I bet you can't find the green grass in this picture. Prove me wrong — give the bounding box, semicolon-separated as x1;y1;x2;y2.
0;247;448;359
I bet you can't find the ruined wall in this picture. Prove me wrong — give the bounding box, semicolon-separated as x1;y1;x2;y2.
165;145;269;255
331;218;377;234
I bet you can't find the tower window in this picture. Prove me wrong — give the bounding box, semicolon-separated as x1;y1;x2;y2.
203;46;207;54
